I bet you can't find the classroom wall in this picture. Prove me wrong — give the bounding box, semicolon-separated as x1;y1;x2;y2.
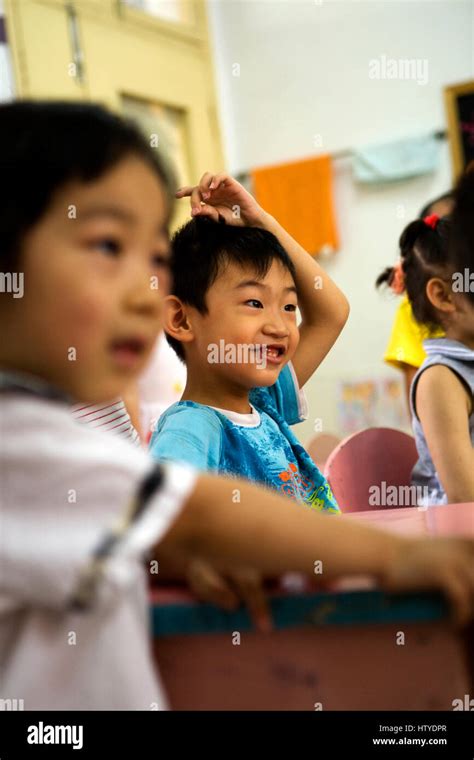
4;0;225;233
207;0;474;445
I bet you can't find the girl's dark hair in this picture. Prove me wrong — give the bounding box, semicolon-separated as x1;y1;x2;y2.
450;168;474;289
166;216;297;362
0;100;175;270
375;216;453;328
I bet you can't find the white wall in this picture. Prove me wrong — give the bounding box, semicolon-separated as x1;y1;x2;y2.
208;0;474;444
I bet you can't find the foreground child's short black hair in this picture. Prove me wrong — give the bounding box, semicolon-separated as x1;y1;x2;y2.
0;99;174;271
166;216;297;362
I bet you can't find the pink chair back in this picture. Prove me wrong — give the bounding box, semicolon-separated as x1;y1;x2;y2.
306;432;341;470
324;427;418;513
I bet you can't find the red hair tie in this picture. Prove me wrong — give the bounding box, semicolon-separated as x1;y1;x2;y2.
423;213;439;229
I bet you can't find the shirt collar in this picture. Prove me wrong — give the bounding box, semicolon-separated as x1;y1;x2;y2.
0;370;72;403
423;338;474;362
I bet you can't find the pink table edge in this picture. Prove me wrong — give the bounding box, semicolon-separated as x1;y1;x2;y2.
348;501;474;538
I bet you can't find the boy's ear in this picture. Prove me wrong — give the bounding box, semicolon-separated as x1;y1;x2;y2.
163;295;195;345
425;277;455;315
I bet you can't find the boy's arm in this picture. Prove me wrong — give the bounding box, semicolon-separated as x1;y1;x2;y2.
157;471;474;626
416;365;474;504
256;211;350;387
177;172;350;387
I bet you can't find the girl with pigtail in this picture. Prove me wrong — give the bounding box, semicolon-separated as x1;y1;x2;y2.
377;207;474;506
380;193;453;409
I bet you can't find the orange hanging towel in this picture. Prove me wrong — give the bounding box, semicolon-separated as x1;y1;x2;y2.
251;155;339;256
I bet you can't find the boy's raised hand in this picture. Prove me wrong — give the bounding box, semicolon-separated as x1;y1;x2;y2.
176;171;265;227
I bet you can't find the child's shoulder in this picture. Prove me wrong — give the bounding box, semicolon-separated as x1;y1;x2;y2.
150;401;225;470
412;338;474;416
152;401;226;446
420;338;474;377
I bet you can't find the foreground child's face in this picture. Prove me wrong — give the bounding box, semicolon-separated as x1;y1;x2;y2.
187;259;300;389
0;156;170;402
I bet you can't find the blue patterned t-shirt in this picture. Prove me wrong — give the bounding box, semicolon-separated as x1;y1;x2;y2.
149;363;339;513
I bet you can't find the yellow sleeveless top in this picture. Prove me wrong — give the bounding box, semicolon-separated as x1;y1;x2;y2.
384;295;444;370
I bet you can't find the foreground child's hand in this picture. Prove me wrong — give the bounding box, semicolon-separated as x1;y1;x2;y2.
382;537;474;627
176;171;266;227
186;558;273;633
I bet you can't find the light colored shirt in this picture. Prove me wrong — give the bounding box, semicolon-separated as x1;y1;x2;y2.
410;338;474;506
138;334;187;442
0;375;196;710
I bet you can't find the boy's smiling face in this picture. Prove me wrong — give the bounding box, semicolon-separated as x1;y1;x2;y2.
179;258;300;392
0;156;171;402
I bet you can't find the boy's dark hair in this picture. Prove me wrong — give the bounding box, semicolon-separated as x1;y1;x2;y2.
166;216;297;362
0;100;175;271
376;216;453;328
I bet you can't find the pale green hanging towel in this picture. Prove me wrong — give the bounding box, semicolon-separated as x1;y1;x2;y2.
353;133;441;184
